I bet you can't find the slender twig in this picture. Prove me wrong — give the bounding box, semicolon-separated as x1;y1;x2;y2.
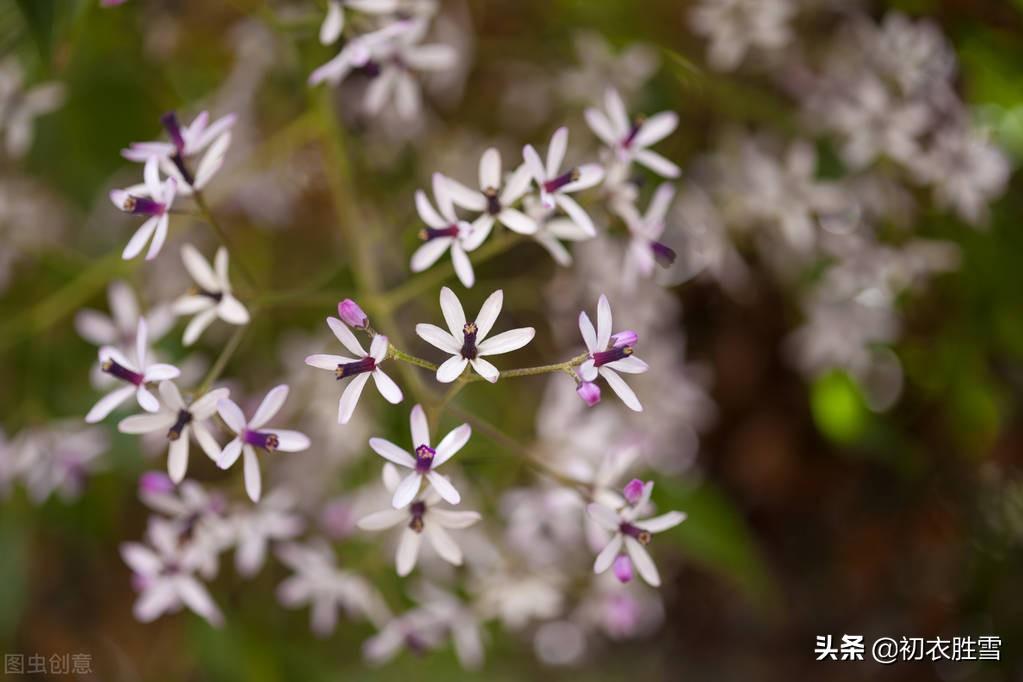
192;190;259;291
195;324;248;394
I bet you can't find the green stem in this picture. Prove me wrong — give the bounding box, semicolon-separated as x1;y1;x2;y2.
195;324;248;394
192;190;259;291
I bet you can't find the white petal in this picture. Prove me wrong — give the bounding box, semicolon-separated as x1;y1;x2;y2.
134;582;177;622
634;111;678;148
522;144;546;184
596;295;612;349
469;357;499;383
382;462;402;492
181;244;219;292
410;238;451;272
218;438;242;469
445;177;487;211
426;471;460;505
121;543;161;575
410;404;430;449
415;189;446;229
319;0;344;44
75;310;117;345
250;384;289;429
430;509;481;529
338;372;371;424
432;172;456;223
167;434;189;483
470;292;502;342
176;575;224;626
635;511;687;533
610;356;648;374
183;307;218;346
122;217;158;260
392;472;423;509
594;534;623;574
635;149;681;178
217;296;249;325
144;215;169;261
462;214;494;251
425;523;462;565
439;287;467;338
403;43;457;71
370;334;389;362
645;182;676;227
266;429;310;452
587;503;621;531
369;438;416;468
436;355;468;383
579;359;598;382
86;385;137;423
477;327;535;356
217;399;247;433
136;386;160;412
624;536;660;586
372;369;403;404
243;446;262;502
578;311;597;352
158;380;185;410
451;245;474;287
118;412;175;434
358;508;407;531
172;295;213;316
605;88;629;136
415;324;461;354
432;423;470;467
554;194;597;237
479;147;501;190
305;353;353;370
396;528;422;576
546;126;568;178
601;367;642;412
144;364;180;382
500;163;533;204
497;208;537;234
191;422;221;460
327;317;367;357
585;107;617;146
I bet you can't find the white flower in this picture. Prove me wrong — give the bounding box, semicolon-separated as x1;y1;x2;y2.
612;183;678;284
577;295;648;412
308;18;414;86
443;148;538;249
75;280;175;351
86;319;181;423
276;541;390;636
522;126;604;236
216;385;311;502
0;57;65;158
109;157;177;260
122;110;236;193
523;194;594;267
410;582;486;670
587;482;686;587
171;245;250;345
411;173;478;287
305;318;403;424
369;404;469;508
586;88;680;178
363;609;445;664
120;517;224;626
14;423;108;503
415;287;535;383
232;490;305;577
358;463;481;576
689;0;796;72
319;0;399;44
118;382;228;483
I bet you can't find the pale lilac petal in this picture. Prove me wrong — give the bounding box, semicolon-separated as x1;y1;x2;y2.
497;207;537;234
426;471;461;505
579;359;598;382
479;147;501;190
499;163;533;204
369;334;389;362
144;215;169;261
369;438;416;468
634;111;678;148
424;523;462;565
430;509;481;529
594;534;623;574
560;163;604;193
320;0;344;44
469;357;499;383
587;503;621;531
415;189;447;229
338;372;371;424
182;307;217;346
217;399;247;433
122;217;158;260
635;511;687;533
218;438;243;468
635;149;681;178
445;177;486;211
605;88;629;136
546;126;568;178
373;369;403;404
118;412;175;434
522;144;546;184
327;317;367;357
476;327;534;356
250;384;289;429
136;386;160;413
624;536;660;586
357;508;407;531
433;423;470;467
306;353;354;370
392;472;422;509
578;311;597;352
609;356;648;374
462;214;494;251
243;445;262;501
86;385;137;423
473;289;503;341
217;296;249;325
585;107;617;146
167;434;189;483
596;295;612;349
451;244;474;288
436;356;468;383
410;238;451;272
266;429;310;452
395;527;421;576
415;323;461;354
600;367;642;412
555;194;597;237
410;404;430;449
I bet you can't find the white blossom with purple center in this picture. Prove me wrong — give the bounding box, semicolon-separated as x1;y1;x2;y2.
122;110;235;193
308;18;414;87
319;0;399;45
358;463;481;576
578;295;649;412
444;147;538;248
411;173;479;288
613;182;678;283
415;287;535;383
109;157;177;261
369;404;469;508
587;479;686;587
86;319;181;423
586;88;680;178
305;315;403;424
172;245;250;345
216;385;311;502
118;382;228;483
522;126;604;237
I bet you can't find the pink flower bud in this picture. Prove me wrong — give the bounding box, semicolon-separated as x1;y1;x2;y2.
338;299;369;329
623;478;645;505
613;554;633;583
576;380;601;407
139;471;174;496
611;330;638;348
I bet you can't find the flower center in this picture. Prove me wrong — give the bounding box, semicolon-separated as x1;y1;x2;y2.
334;357;376;379
543;168;580;194
101;358;144;386
418;225;461;241
242;429;279;451
161;111;195;186
408;500;427;533
484;187;501;215
190;285;223;302
619;522;652;545
621;115;646;149
121;195;167;216
167;409;193;441
592;345;633;368
356;60;382;78
651;241;677;268
414;444;435;473
460;322;478;359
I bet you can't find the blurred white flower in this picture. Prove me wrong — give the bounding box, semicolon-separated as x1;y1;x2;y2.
359;463;481;576
231;490;304;577
586;88;679;178
305;318;402;424
689;0;795;71
613;183;678;285
319;0;399;45
14;423;108;503
109;157;178;260
87;320;181;422
0;57;65;158
411;581;486;670
76;280;175;352
415;287;535;383
216;385;311;502
172;245;249;345
122;110;236;193
369;404;469;508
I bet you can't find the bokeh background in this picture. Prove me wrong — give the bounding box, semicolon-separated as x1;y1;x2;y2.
3;0;1023;680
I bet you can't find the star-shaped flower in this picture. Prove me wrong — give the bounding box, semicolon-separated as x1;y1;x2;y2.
122;110;235;193
522;126;604;236
411;173;478;288
585;88;680;178
216;385;311;502
612;183;678;283
109;157;177;260
172;245;250;345
369;404;469;508
578;295;649;411
305;316;403;424
415;287;535;383
444;147;538;248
